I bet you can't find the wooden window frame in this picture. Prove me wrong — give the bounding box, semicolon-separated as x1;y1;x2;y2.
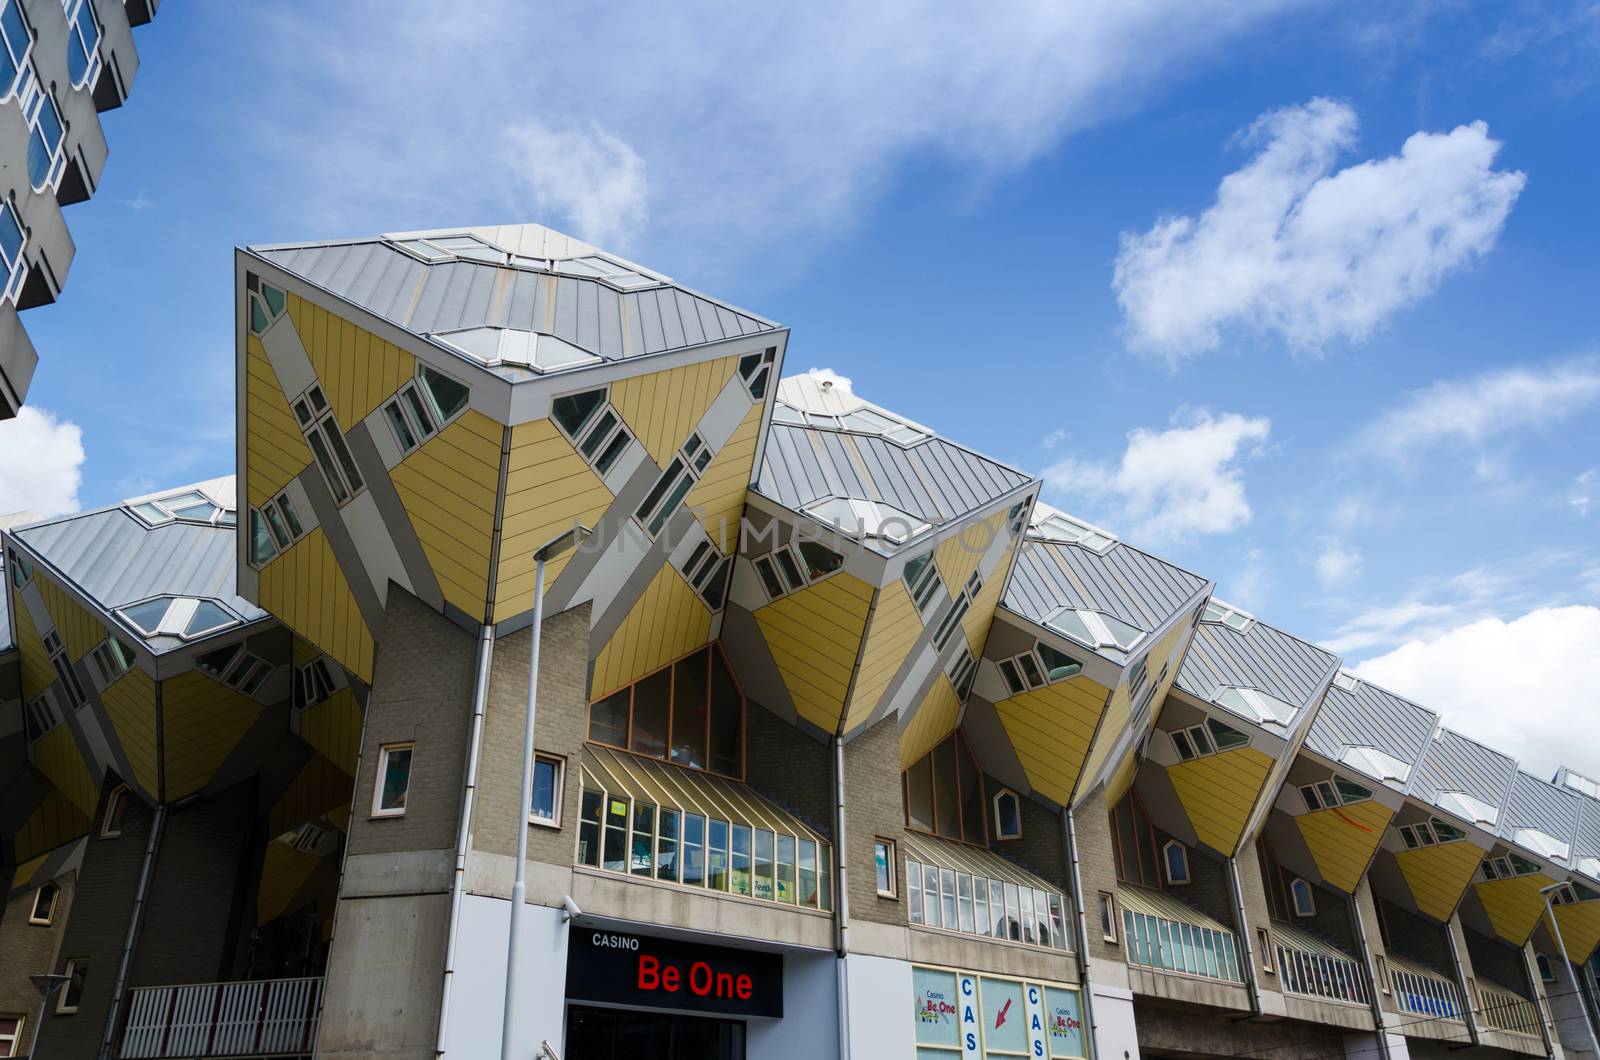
899;730;989;848
585;643;748;781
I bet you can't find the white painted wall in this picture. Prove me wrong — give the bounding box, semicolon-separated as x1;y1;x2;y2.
747;949;840;1059
844;953;915;1058
441;893;570;1058
1091;982;1141;1060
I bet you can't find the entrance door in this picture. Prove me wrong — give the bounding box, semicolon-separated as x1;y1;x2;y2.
566;1004;746;1060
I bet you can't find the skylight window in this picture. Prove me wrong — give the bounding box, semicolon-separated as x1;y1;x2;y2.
1201;600;1254;633
130;490;235;528
1436;790;1499;827
1217;686;1297;726
1341;745;1412;784
1331;671;1360;693
1564;772;1600;800
771;398;929;446
803;497;931;545
1031;512;1116;553
433;327;600;371
1044;607;1144;653
117;597;240;642
552;254;659;290
1514;828;1570;861
1580;857;1600;878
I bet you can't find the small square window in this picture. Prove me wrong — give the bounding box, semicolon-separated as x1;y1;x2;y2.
29;883;59;926
874;839;897;898
530;754;564;828
372;743;413;817
57;958;88;1014
1098;892;1117;943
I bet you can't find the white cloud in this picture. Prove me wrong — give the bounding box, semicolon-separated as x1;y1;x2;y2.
1570;468;1598;515
1315;540;1363;587
228;0;1305;270
1351;358;1600;464
1044;409;1270;541
500;120;647;251
804;367;854;395
1114;98;1526;357
1353;606;1600;777
0;407;85;519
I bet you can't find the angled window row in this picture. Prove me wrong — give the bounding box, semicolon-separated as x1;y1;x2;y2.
588;645;744;778
42;630;86;708
1480;852;1542;881
1031;511;1115;553
803;496;930;546
904;731;988;846
769;399;929;447
23;692;61;740
551;387;635;477
1547;879;1600;905
901;552;943;614
0;0;31;101
249;489;309;567
1216;685;1296;726
132;489;235;528
1046;607;1143;653
6;548;30;587
62;0;100;87
381;366;470;456
86;636;135;689
293;656;339;710
197;642;275;696
751;539;842;602
636;433;714;537
118;596;238;641
676;540;732;610
1398;818;1466;849
1331;670;1360;693
1122;906;1243;982
946;646;977;702
1;198;27;305
998;640;1084;697
291;385;364;504
245;274;287;335
11;59;65;192
1299;775;1372;812
392;232;505;265
738;348;775;401
932;571;981;653
1564;771;1600;799
908;858;1069;950
1201;600;1255;633
1170;717;1250;762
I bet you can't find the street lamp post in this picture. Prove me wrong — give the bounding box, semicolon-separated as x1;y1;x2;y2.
26;973;70;1059
1539;882;1600;1058
501;526;591;1060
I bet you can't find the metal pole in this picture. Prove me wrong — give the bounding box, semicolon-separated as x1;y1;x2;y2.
502;554;547;1060
1541;886;1600;1057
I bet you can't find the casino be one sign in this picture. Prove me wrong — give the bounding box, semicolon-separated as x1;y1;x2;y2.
913;965;1085;1058
566;931;783;1019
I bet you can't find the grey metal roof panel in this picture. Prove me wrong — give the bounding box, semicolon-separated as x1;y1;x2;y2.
1175;617;1337;716
1573;796;1600;867
1408;728;1518;813
1498;770;1581;861
1001;536;1208;634
1304;677;1437;787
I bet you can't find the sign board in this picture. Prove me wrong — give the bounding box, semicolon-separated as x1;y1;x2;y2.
566;930;783;1018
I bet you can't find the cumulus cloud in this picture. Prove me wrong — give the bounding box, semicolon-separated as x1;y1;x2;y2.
0;407;85;519
1569;468;1597;515
227;0;1305;270
1351;358;1600;465
501;120;648;250
1114;98;1525;357
1353;606;1600;777
1315;540;1363;587
804;367;854;394
1044;409;1270;541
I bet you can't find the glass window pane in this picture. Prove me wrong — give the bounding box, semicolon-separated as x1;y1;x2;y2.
402;387;436;438
1005;882;1021;941
940;868;958;929
932;738;960;839
184;600;234;637
1021;887;1036;944
754;829;775;901
1035;888;1052;946
798;839;818;907
123;598;171;634
552;389;605;438
912;968;961;1049
974;878;988;937
378;747;411;811
908;861;924;924
578;790;602;866
957;874;975;933
990;881;1006;937
874;841;892;894
588;688;629;746
773;548;805;591
323;424;364;492
421;365;470;420
682;815;705;886
906;755;934;831
595;429;630;474
631;804;655;877
957;745;984;844
602;795;629;871
923;865;941;928
776;834;797;904
670;652;709;768
708;819;729;891
655;808;679;882
754;556;785;598
630;669;670;757
730;823;751;895
531;758;558;821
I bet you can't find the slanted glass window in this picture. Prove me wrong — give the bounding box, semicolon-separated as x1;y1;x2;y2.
1299;774;1371;811
1171;718;1247;761
586;645;744;778
101;784;130;838
291;385;364;504
88;637;135;688
676;539;731;610
1000;641;1085;696
902;552;943;613
932;571;980;653
1046;607;1145;652
0;0;32;101
902;731;987;845
56;958;87;1014
63;0;100;87
26;81;65;191
184;601;234;638
752;540;845;601
993;790;1022;840
0;199;26;305
29;882;58;925
1163;841;1190;885
372;743;413;817
1217;686;1296;726
636;434;710;537
419;365;470;422
7;549;31;588
1201;600;1254;632
737;347;775;400
874;839;896;897
1290;878;1315;917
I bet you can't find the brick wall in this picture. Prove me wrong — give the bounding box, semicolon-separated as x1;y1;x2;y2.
1294;876;1359;954
1467;926;1530;992
1377;896;1451;971
474;602;590;867
744;698;832;839
1072;783;1124;965
986;779;1067;892
1151;826;1236;926
0;871;75;1029
843;714;906;928
1234;838;1277;992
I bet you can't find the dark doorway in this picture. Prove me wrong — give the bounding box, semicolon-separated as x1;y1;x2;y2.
566;1004;747;1060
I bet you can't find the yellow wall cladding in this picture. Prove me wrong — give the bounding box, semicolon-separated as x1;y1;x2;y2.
684;401;762;552
298;688;362;776
11;585;52;701
33;724;98;819
160;670;264;801
901;674;961;769
257;842;322;926
1077;684;1131;801
284;294;417;431
245;335;313;508
256;528;374;682
1554;900;1600;963
496;418;612;623
10;853;48;890
389;409;502;619
101;667;158;796
1393;840;1484;922
753;570;874;733
269;752;353;837
960;540;1017;657
935;509;1007;601
993;677;1110;807
33;575;101;663
1294;798;1394;893
842;580;918;733
13;789;89;864
610;355;738;468
1167;747;1273;855
1474;874;1551;945
591;565;713;700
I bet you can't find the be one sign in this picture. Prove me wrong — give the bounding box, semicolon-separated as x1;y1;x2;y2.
566;930;783;1018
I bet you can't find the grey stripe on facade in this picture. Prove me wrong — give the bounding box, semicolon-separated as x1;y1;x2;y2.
345;422;446;614
295;467;386;639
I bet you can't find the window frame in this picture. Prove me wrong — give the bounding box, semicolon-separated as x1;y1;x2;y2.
21;68;66;193
371;742;415;819
736;347;776;400
1289;877;1316;918
1098;892;1118;943
62;0;100;89
873;838;897;898
585;643;748;781
28;882;58;926
100;784;130;838
290;384;365;506
1;197;27;306
634;434;713;539
529;753;565;829
751;539;845;602
901;552;943;614
56;958;87;1014
992;789;1023;841
1162;840;1191;886
0;1012;23;1056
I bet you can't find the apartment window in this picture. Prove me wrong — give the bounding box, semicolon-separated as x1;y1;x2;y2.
56;958;87;1014
101;785;130;838
1098;892;1118;942
24;693;61;740
62;0;99;86
1537;954;1554;982
901;552;943;613
1290;878;1316;918
42;631;86;709
291;385;364;504
551;386;636;477
752;539;844;601
874;839;897;898
119;596;238;642
1331;670;1360;693
1299;775;1372;812
1033;511;1116;553
998;641;1084;696
23;74;65;191
245;274;287;335
196;643;275;697
636;434;713;537
250;490;307;566
382;367;470;456
1216;686;1297;726
372;743;413;817
88;637;135;688
1259;928;1274;973
7;548;31;588
1170;717;1250;761
1045;607;1145;653
0;1014;22;1056
530;754;564;827
1163;841;1191;885
1398;818;1468;848
676;540;732;609
293;657;337;710
903;731;987;845
932;571;981;653
737;347;776;400
28;882;58;925
0;199;25;305
587;644;745;778
1201;599;1255;633
0;0;31;99
946;646;978;701
1375;955;1390;993
993;790;1022;840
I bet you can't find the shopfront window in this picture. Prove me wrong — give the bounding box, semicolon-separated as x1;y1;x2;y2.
913;966;1086;1058
906;854;1068;951
588;644;745;778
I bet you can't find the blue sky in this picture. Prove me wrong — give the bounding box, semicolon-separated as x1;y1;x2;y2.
3;0;1598;772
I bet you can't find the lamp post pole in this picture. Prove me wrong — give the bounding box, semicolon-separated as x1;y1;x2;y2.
502;527;590;1060
1540;882;1600;1058
27;974;69;1059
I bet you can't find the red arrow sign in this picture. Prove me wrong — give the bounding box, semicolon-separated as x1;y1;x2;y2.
995;998;1013;1029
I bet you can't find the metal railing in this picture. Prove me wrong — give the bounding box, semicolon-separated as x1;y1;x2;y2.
1478;983;1541;1036
1122;907;1243;983
1275;941;1370;1006
1390;964;1463;1021
118;976;323;1058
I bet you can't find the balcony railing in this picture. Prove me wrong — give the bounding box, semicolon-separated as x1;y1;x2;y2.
1389;962;1463;1021
1119;887;1242;984
1275;939;1370;1006
118;977;323;1058
1478;983;1541;1036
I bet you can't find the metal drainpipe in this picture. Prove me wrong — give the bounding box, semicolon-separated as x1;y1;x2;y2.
99;804;166;1060
832;737;852;1060
1063;808;1099;1060
1346;891;1394;1060
1542;892;1600;1058
1442;920;1481;1048
435;623;496;1056
1226;857;1262;1019
1520;946;1557;1060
